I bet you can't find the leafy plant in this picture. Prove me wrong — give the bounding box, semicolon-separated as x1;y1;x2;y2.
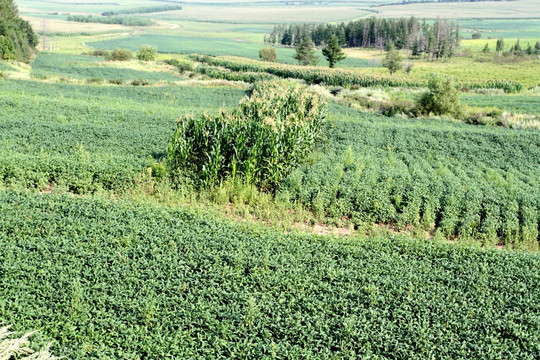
169;81;327;190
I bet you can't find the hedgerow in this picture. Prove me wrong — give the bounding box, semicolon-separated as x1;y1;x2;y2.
169;81;327;190
0;191;539;359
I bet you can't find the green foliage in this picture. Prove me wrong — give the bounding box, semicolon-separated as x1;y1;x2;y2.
322;35;346;68
1;191;539;358
0;79;245;193
281;103;540;248
31;53;180;82
382;42;403;75
195;64;275;82
169;81;327;190
417;74;463;117
0;0;38;62
106;48;132;62
101;4;182;16
258;46;277;62
66;15;153;26
293;37;318;66
136;44;157;61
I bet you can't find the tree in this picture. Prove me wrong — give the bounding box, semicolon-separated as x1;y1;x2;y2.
482;43;490;53
136;44;157;61
107;48;131;61
496;38;504;56
259;47;278;62
417;74;463;117
0;0;38;62
382;42;403;74
471;31;482;39
293;37;318;66
535;41;540;55
322;35;346;68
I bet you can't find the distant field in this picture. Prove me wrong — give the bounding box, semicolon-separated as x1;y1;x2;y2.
31;53;183;82
463;94;540;115
147;5;368;24
88;34;377;67
374;0;540;19
459;19;540;39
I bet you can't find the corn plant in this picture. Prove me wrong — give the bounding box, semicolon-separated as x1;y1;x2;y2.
168;81;327;190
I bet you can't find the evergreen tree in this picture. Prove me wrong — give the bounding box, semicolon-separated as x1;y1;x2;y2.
482;43;490;53
535;41;540;55
322;35;346;68
0;0;38;62
496;38;505;56
411;39;421;57
382;42;403;74
293;37;318;66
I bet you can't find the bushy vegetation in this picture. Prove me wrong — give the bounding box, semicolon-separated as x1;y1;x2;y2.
258;47;277;62
169;81;327;190
101;4;182;16
280;103;540;248
106;48;132;61
416;74;463;117
0;0;38;62
66;15;153;26
136;45;157;61
1;190;538;359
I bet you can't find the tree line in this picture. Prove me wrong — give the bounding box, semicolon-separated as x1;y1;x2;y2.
66;15;153;26
0;0;38;62
101;5;182;16
266;17;460;60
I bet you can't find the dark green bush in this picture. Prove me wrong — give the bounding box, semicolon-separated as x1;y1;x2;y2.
416;74;464;117
168;81;327;190
130;78;149;86
106;48;132;61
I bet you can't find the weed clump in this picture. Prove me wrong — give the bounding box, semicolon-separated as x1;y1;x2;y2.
168;81;327;190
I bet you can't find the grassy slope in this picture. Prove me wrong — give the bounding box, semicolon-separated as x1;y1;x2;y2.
0;190;539;359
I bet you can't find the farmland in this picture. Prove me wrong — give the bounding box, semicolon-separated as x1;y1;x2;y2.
1;191;539;358
1;0;540;357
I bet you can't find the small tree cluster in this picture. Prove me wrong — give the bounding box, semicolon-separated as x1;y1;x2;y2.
106;48;132;61
136;44;157;61
416;74;463;117
259;47;278;62
322;35;346;68
382;43;403;75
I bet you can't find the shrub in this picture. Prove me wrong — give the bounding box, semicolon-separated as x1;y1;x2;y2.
90;49;110;57
136;44;157;61
106;48;132;61
86;77;103;84
168;81;327;190
130;78;150;86
259;47;278;62
416;74;463;117
177;61;193;73
108;78;124;85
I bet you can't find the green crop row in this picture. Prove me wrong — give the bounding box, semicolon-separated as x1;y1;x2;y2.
279;103;540;249
195;64;276;83
1;190;539;359
198;56;525;92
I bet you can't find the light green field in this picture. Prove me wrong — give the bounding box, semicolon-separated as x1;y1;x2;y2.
87;34;378;68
